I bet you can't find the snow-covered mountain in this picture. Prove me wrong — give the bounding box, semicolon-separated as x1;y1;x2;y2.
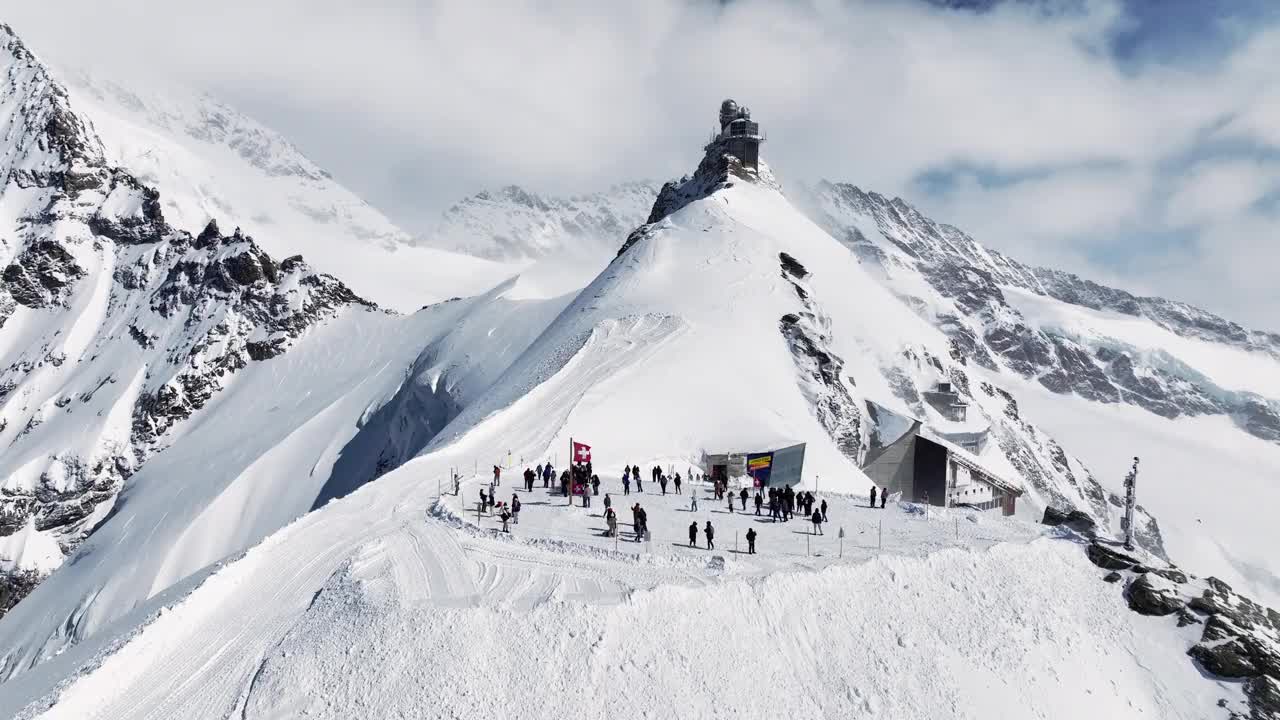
798;182;1280;604
51;58;515;313
0;89;1275;718
1;20;1278;719
420;182;658;263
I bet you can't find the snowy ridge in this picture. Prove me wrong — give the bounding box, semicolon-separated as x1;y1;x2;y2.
421;182;657;263
801;181;1280;605
0;23;387;616
804;182;1280;443
53;64;516;312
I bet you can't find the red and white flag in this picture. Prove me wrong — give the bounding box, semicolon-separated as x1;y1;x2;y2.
572;440;592;464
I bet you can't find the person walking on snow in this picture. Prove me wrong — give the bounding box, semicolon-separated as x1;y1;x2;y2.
606;507;618;537
769;495;779;522
479;488;488;513
739;487;749;511
500;508;511;533
591;474;600;496
820;498;828;522
635;468;644;493
690;489;698;512
673;473;682;494
659;474;668;495
511;495;521;524
688;521;698;548
493;465;501;487
622;472;631;495
881;491;887;509
870;486;877;508
727;490;734;513
811;508;824;535
704;521;715;550
582;486;592;508
604;493;612;513
746;527;757;554
523;467;535;492
754;491;763;516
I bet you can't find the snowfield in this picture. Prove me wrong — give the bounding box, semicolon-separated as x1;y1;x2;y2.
0;475;1236;720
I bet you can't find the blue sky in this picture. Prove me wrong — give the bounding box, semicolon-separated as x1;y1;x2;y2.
8;0;1280;328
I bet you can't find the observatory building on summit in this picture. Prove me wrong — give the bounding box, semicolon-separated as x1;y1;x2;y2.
706;99;764;171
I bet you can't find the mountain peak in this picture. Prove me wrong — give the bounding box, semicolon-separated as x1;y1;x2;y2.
619;99;779;257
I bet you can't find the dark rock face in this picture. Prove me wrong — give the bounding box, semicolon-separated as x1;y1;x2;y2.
778;257;863;464
2;241;86;308
1043;506;1098;534
1125;573;1185;616
618;137;777;258
804;182;1280;448
1087;542;1139;571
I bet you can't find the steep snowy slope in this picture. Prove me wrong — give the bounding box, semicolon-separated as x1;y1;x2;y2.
52;66;514;312
0;107;1121;680
0;152;1258;719
802;183;1280;605
0;24;571;621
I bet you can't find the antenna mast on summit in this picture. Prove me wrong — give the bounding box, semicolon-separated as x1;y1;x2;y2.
1121;457;1140;551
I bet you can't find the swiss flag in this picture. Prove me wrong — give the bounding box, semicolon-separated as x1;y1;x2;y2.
572;440;592;464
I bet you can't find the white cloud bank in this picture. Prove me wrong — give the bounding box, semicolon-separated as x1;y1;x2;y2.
6;0;1279;328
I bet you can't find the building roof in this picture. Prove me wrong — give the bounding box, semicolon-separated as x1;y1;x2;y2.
918;428;1022;496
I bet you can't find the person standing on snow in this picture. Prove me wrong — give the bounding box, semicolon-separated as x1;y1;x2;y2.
739;487;749;511
754;491;763;516
811;508;824;535
591;474;600;496
659;474;668;495
479;488;488;513
688;521;698;547
690;488;698;512
512;494;521;524
606;507;618;537
582;485;592;508
870;486;877;508
727;489;734;513
500;508;511;533
881;491;887;509
524;467;535;492
673;473;682;494
604;493;612;513
746;527;757;554
704;521;715;550
493;465;501;487
769;495;779;522
622;472;631;495
820;498;828;522
635;468;644;493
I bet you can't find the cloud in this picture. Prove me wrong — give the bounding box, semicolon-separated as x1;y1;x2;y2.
5;0;1279;328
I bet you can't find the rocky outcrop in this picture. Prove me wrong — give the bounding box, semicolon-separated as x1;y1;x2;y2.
1085;545;1280;719
778;252;864;464
803;182;1280;448
0;26;375;619
1042;506;1098;534
619;143;778;258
